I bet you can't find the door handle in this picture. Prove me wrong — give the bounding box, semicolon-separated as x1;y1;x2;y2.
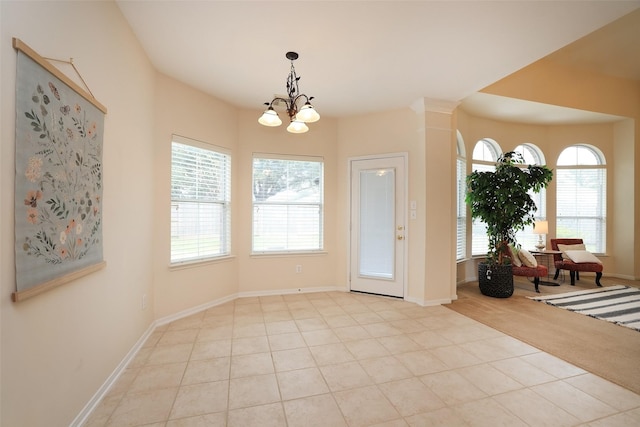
397;235;404;240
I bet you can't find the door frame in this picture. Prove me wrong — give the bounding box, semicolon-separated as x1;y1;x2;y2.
347;152;409;298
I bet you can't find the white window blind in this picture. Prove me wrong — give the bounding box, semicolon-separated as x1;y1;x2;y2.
252;154;323;253
556;145;606;253
456;156;467;260
471;139;501;256
556;167;607;253
470;162;495;256
513;144;547;250
514;187;545;251
171;136;231;263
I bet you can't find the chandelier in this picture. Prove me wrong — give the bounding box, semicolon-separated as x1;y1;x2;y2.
258;51;320;134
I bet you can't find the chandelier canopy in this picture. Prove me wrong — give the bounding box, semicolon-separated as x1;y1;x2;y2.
258;52;320;134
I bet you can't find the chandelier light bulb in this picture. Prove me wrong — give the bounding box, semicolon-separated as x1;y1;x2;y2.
286;120;309;134
258;108;282;127
296;103;320;123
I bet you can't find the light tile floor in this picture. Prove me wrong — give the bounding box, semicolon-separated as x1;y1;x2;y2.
84;291;640;426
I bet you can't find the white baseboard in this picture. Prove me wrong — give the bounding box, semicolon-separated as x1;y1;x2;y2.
70;323;156;427
607;273;640;281
237;285;348;299
155;293;238;327
405;295;453;306
155;286;350;327
73;285;350;425
74;284;468;424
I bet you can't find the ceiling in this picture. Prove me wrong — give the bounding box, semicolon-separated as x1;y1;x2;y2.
460;92;630;125
116;1;640;123
461;7;640;125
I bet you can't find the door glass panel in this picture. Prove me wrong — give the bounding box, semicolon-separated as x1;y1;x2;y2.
359;168;395;279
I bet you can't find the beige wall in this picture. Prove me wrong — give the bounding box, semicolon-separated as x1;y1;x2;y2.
1;1;156;425
236;109;341;294
152;76;344;318
337;108;426;302
336;104;457;304
613;119;636;277
152;74;239;319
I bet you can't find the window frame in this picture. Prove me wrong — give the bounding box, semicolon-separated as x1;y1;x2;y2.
513;143;548;250
471;138;501;256
170;135;232;265
556;144;607;254
251;153;324;255
456;131;467;261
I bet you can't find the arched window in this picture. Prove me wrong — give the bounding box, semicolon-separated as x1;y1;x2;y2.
514;143;544;166
556;145;606;253
513;143;547;250
471;139;501;255
456;131;467;260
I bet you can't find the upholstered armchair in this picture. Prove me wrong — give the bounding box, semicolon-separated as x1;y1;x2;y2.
550;238;603;287
506;245;549;293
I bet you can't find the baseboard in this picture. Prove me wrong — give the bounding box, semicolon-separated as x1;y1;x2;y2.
405;295;453;306
70;322;156;427
607;273;640;281
155;286;350;327
460;272;640;284
155;293;239;327
74;284;463;424
73;285;350;424
237;285;349;299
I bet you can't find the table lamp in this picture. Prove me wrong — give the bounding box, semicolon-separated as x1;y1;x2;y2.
533;220;548;251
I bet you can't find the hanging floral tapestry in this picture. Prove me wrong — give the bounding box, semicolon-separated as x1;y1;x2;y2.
14;42;106;300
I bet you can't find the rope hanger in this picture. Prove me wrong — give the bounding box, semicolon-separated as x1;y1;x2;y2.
42;56;96;99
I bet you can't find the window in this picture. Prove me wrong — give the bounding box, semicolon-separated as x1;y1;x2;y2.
171;135;231;263
471;139;501;256
252;154;323;253
456;131;467;260
556;145;606;253
513;143;547;249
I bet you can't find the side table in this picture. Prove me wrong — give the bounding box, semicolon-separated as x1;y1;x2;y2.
530;250;563;285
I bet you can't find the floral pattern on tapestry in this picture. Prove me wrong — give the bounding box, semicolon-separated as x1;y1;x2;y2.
15;51;104;292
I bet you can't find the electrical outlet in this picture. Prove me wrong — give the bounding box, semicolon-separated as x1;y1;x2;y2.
295;265;302;273
142;294;148;310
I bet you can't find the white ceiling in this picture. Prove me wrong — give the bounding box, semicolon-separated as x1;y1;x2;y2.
116;1;640;122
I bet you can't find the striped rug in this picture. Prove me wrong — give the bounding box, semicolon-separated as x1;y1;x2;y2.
529;285;640;332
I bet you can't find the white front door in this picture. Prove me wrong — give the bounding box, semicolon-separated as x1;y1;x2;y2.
349;155;406;298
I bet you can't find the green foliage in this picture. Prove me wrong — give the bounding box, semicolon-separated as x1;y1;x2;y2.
45;196;69;219
466;151;553;265
253;158;321;202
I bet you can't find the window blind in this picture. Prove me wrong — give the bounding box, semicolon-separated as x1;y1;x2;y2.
456;157;467;260
556;167;606;253
252;155;323;253
471;162;494;256
171;137;231;263
514;175;546;250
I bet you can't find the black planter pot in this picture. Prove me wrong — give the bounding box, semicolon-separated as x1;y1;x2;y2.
478;263;514;298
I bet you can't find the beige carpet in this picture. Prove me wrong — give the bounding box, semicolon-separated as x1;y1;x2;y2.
446;276;640;395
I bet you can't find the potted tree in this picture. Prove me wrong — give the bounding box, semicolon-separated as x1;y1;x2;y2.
465;151;553;297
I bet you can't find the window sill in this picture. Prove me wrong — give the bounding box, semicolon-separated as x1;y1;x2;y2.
169;255;236;271
250;251;328;258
